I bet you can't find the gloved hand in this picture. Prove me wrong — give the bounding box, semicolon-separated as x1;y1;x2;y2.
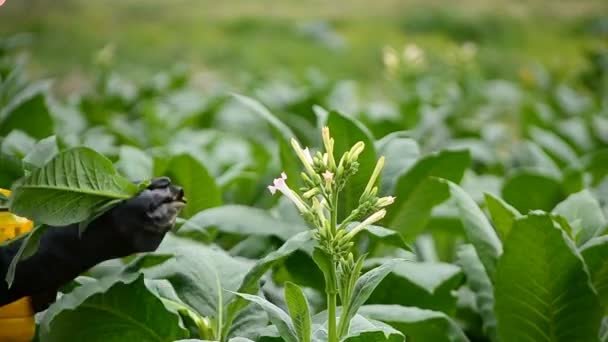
0;177;186;310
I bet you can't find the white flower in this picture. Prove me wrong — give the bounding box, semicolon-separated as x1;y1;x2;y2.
383;46;399;71
268;172;309;213
322;126;336;168
343;209;387;240
322;170;334;189
291;139;316;175
403;44;425;66
376;196;395;208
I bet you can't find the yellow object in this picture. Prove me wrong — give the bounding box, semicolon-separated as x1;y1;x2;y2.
0;189;36;342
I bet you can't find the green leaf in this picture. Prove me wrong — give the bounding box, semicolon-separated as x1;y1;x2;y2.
232;94;300;186
5;224;49;287
0;82;54;139
484;193;521;242
233;292;298;342
9;147;139;226
223;231;314;338
178;205;307;242
164;153;222;218
340;315;404;342
359;305;469;342
1;130;35;159
375;132;419;195
362;225;412;252
325;110;377;218
456;245;496;341
135;235;253;319
367;259;463;314
529;126;579;167
581;236;608;312
339;260;399;336
553;189;606;246
501;171;564;212
22;135;59;172
386;149;470;240
40;274;189;342
116;145;153;181
307;313;404;342
284;282;312;342
494;213;602;342
443;180;502;279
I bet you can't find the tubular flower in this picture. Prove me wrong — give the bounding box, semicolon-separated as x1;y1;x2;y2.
268;172;309;213
322;126;336;169
348;142;365;162
364;156;385;196
376;196;395;208
291;139;316;175
323;170;334;190
343;209;387;241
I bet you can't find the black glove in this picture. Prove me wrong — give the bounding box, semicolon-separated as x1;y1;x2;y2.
0;177;185;310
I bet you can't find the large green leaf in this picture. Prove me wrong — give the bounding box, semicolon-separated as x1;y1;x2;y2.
116;145;153;181
456;245;496;341
9;147;139;226
40;274;189;342
232;94;300;187
375;132;419;195
367;259;463;314
163;153;222;218
284;282;312;342
325;110;377;218
339;260;399;337
22;135;59;172
0;82;54;139
581;236;608;312
359;305;469;342
494;213;602;341
309;313;404;342
178;205;307;242
553;189;606;246
385;149;470;240
484;193;521;242
223;231;314;338
135;235;253;319
443;180;502;279
233;292;298;342
501;171;564;213
529;126;579;167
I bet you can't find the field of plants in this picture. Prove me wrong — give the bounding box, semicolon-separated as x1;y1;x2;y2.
1;1;608;341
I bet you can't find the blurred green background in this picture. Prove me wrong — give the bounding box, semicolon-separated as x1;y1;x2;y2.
0;0;606;87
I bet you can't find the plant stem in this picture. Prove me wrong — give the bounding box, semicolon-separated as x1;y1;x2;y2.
327;192;339;342
327;262;338;342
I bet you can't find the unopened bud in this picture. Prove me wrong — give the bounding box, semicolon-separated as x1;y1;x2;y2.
303;188;320;199
376;196;396;208
363;156;385;196
348;142;365;162
291;139;316;176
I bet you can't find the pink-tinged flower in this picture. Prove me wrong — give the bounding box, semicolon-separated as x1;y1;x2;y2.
268;172;308;213
322;170;334;189
0;0;6;6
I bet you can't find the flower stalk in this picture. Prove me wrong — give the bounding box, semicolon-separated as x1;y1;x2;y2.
268;126;394;342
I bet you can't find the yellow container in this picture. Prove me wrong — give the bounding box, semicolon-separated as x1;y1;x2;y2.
0;189;36;342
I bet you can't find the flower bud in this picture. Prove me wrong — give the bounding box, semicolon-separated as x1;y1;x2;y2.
376;196;396;208
322;126;337;169
363;156;385;196
291;139;316;176
348;142;365;162
343;209;387;241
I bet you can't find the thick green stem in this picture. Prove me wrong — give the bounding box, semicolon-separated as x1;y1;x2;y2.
327;262;338;342
327;192;339;342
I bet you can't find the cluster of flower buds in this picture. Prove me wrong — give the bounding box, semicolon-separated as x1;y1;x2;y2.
268;126;395;262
